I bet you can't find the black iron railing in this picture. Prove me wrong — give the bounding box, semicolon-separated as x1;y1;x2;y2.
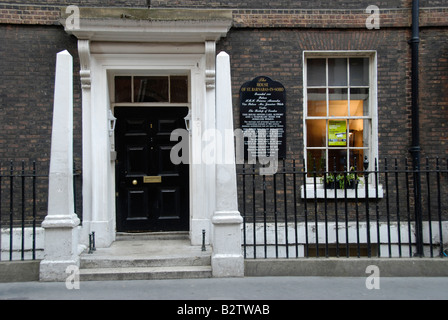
238;157;448;259
0;161;81;261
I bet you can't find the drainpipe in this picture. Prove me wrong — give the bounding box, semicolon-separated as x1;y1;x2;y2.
409;0;424;257
410;0;420;157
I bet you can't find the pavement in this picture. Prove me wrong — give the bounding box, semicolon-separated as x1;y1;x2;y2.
0;276;447;300
2;237;447;302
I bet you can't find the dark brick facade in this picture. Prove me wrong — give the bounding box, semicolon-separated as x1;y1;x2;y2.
0;0;437;8
419;28;448;156
0;24;81;222
0;24;81;166
0;1;446;223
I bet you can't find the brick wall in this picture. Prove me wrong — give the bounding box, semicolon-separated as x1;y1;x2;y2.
419;28;448;158
0;4;445;162
0;24;82;222
0;24;81;166
233;8;448;29
1;2;447;29
0;1;446;223
0;4;60;25
0;1;147;7
151;0;443;9
0;0;444;7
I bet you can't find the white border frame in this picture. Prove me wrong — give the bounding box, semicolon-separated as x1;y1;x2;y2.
302;51;379;174
302;51;380;198
81;45;215;247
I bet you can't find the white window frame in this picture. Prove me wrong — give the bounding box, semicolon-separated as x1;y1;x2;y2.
110;72;191;108
302;51;381;198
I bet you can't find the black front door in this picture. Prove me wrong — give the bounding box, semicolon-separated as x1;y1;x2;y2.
115;107;189;232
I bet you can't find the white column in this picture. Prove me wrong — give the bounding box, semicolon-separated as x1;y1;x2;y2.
89;63;115;247
40;50;81;282
211;51;244;277
190;59;208;246
78;40;93;246
190;42;217;246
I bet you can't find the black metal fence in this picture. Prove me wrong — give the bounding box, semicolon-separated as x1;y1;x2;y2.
238;157;448;259
0;160;81;261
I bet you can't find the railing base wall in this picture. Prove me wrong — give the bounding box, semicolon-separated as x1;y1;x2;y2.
0;260;41;282
245;258;448;277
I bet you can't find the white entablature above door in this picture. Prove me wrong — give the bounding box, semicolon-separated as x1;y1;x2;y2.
60;7;233;43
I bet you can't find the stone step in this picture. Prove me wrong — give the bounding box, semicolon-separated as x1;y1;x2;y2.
79;238;212;281
115;231;190;241
80;265;212;281
80;255;211;269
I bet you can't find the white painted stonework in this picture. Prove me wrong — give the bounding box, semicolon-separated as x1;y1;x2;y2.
52;12;244;278
1;227;45;260
40;51;82;282
64;15;233;246
81;48;214;248
211;52;244;277
243;221;448;258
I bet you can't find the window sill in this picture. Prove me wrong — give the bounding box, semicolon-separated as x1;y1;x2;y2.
300;184;384;199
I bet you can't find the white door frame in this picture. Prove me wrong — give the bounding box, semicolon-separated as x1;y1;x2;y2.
64;9;233;248
78;41;218;247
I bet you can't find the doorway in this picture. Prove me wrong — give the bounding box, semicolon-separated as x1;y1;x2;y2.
115;107;190;232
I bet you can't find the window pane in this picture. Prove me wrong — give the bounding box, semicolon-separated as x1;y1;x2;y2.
115;76;132;103
349;149;365;172
350;88;369;116
134;76;169;102
362;119;370;150
348;120;364;147
306;119;326;147
307;88;326;116
350;58;369;86
329;88;348;117
307;149;326;175
170;76;189;103
328;58;348;86
328;149;348;172
307;58;326;86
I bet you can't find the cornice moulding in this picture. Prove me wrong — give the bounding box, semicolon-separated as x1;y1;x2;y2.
61;8;233;43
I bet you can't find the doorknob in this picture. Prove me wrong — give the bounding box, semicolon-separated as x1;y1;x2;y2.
132;180;138;186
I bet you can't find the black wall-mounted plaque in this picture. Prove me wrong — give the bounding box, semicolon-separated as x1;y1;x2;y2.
240;76;286;160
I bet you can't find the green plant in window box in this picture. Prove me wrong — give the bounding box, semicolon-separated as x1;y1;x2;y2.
322;173;336;189
338;167;361;189
322;167;361;189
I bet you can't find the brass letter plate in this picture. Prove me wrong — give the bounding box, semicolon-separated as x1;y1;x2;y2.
144;176;162;184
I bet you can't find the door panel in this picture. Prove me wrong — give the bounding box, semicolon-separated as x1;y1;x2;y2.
158;187;180;219
158;119;179;135
127;189;148;220
158;145;179;174
128;146;148;174
115;107;189;232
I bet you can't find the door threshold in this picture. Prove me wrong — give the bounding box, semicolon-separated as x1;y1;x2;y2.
116;231;189;241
